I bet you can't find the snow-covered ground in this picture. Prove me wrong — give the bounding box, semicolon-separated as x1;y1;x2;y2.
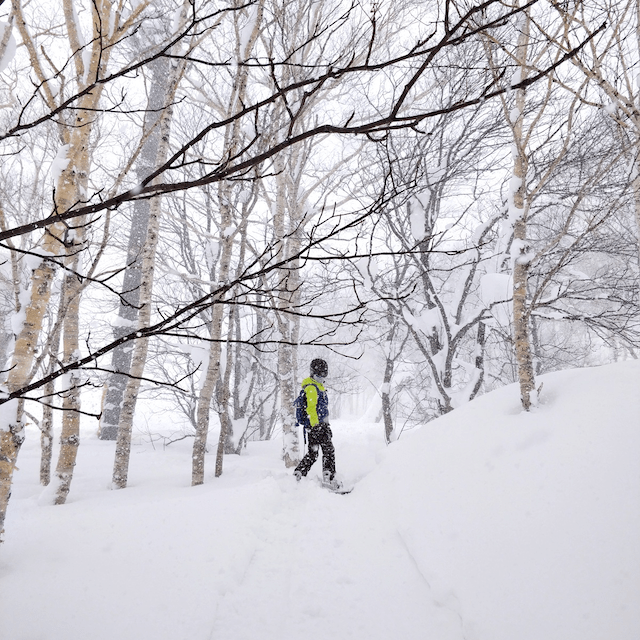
1;361;639;640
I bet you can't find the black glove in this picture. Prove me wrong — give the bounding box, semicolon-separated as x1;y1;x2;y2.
319;421;330;428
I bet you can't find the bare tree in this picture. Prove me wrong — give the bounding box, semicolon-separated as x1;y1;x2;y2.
547;0;640;262
191;0;266;484
482;2;625;408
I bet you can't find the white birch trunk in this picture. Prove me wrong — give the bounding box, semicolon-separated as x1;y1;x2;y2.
192;313;223;484
39;377;55;486
111;195;161;488
100;55;171;440
53;262;83;504
273;157;300;467
111;57;183;489
510;11;536;411
50;0;123;502
194;199;233;483
214;305;236;475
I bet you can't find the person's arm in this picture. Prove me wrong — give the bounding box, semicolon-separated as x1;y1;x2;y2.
305;384;320;426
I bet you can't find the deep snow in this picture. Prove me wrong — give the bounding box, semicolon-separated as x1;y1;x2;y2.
1;361;638;640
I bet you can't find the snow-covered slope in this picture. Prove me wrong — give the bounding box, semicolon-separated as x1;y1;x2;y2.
1;361;638;640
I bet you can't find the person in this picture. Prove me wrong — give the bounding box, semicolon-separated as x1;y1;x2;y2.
294;358;338;488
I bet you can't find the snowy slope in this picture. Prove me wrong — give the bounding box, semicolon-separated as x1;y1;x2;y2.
1;361;638;640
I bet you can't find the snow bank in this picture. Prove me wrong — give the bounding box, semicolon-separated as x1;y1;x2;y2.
358;360;640;640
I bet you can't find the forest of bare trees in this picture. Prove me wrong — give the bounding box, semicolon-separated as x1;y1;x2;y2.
0;0;638;542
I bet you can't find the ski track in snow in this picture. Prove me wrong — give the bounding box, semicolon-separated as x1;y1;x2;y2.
1;421;466;640
206;477;463;640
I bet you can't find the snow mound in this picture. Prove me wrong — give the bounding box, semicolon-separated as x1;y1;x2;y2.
356;360;640;640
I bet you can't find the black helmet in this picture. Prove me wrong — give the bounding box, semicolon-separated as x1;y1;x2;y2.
310;358;328;378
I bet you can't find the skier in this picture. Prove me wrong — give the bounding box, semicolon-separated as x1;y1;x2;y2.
294;358;339;489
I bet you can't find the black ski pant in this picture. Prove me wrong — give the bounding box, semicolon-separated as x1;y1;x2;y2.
295;423;335;480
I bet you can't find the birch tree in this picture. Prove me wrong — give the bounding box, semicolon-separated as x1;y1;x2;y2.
99;54;173;441
192;0;265;485
507;10;537;410
484;6;558;409
112;5;189;488
1;0;149;533
481;3;628;407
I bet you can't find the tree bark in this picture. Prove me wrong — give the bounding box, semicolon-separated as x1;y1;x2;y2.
193;301;227;484
111;58;182;487
39;377;55;486
53;264;83;504
510;10;536;411
273;156;301;468
381;355;395;445
99;55;171;440
193;193;234;483
215;305;237;474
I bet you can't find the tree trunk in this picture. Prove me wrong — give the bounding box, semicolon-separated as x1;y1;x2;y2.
111;50;184;488
0;397;24;542
112;190;162;487
40;378;54;486
214;305;237;476
53;264;83;504
232;304;244;421
193;191;234;483
381;355;395;444
273;157;301;468
510;11;536;411
470;320;486;401
38;301;66;486
193;186;234;484
381;305;401;443
192;302;226;484
279;342;299;467
99;55;171;440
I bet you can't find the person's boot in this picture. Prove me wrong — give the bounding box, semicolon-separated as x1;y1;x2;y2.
323;470;341;490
